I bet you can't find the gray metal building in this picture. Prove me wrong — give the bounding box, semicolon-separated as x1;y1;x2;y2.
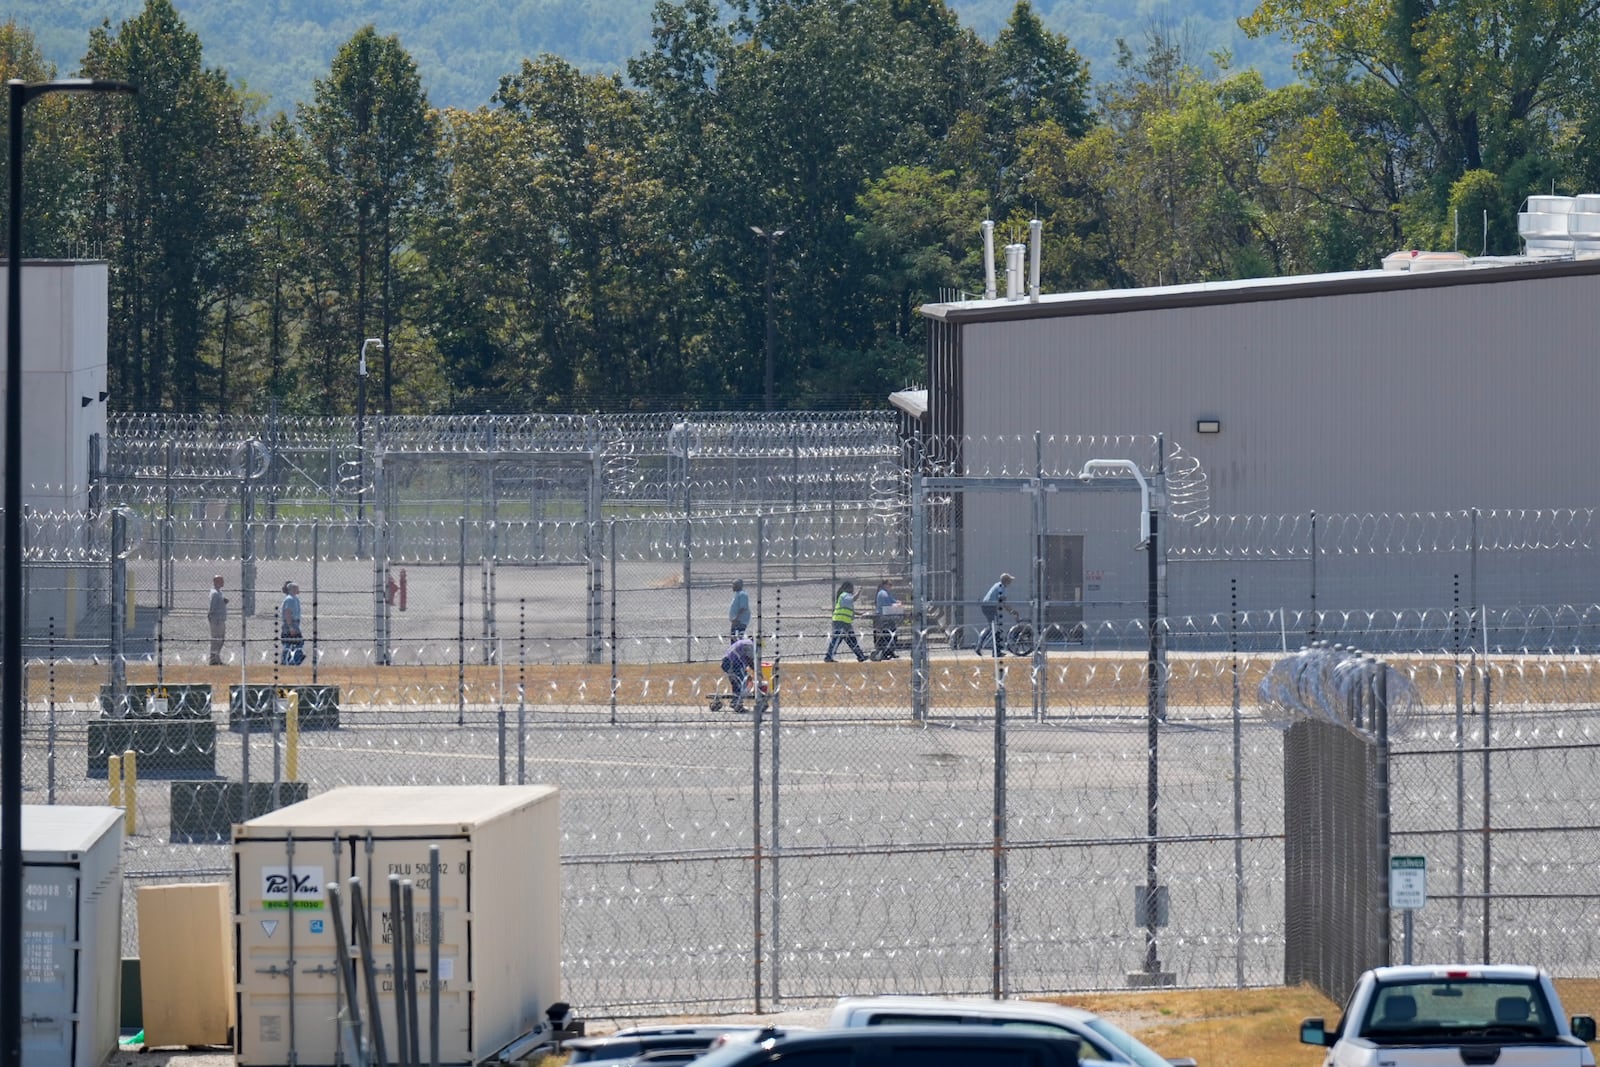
918;253;1600;648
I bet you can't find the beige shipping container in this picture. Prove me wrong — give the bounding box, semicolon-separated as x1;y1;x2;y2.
138;882;235;1047
232;785;561;1066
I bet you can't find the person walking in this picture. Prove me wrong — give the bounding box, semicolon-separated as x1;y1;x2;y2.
281;580;304;665
872;579;903;660
207;575;229;665
720;634;756;712
978;572;1015;656
824;581;868;662
728;578;751;640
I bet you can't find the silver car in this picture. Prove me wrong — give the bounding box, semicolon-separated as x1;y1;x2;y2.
828;995;1197;1067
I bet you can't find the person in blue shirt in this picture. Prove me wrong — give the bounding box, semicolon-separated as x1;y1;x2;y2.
728;578;751;639
824;581;868;662
978;573;1015;656
871;579;903;660
720;635;756;712
281;580;304;665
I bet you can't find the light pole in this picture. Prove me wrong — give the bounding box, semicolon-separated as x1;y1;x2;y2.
6;76;136;1067
750;225;786;411
356;337;381;556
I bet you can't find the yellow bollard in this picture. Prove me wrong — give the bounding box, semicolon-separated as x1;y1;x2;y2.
285;691;300;781
122;749;137;836
108;754;122;807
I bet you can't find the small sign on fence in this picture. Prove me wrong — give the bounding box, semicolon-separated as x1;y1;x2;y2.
1390;855;1427;910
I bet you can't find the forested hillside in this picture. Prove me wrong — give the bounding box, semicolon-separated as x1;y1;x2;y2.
2;0;1596;417
13;0;1290;113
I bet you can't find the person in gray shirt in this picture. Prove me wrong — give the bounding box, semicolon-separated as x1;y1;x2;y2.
728;578;751;639
207;575;228;665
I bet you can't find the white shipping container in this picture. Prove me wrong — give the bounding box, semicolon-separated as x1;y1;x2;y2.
233;785;560;1066
18;805;125;1067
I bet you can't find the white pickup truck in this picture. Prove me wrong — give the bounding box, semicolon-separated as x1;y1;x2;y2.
1301;965;1597;1067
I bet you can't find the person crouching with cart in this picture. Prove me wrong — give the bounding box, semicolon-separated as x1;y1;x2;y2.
720;635;756;713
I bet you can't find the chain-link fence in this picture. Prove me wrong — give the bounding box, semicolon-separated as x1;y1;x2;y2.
13;415;1600;1019
22;639;1600;1013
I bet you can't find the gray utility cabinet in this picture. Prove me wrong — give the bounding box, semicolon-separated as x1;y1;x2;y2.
233;785;561;1066
19;805;125;1067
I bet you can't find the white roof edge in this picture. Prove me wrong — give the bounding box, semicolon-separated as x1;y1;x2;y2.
889;389;928;419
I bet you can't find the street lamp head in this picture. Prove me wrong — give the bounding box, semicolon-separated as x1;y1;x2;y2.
11;78;138;106
359;336;383;376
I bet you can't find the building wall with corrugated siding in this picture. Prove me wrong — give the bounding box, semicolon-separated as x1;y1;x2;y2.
932;267;1600;637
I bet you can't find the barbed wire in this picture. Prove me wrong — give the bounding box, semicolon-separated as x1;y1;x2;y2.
1257;644;1423;737
1167;508;1600;557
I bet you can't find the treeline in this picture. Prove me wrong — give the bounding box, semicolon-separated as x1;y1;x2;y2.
11;0;1294;115
3;0;1598;415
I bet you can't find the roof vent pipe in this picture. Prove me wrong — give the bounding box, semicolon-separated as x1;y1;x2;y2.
1004;243;1026;299
1028;219;1042;301
982;220;996;300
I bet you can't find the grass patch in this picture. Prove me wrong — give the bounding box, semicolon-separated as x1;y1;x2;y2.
1048;981;1600;1067
1047;986;1337;1067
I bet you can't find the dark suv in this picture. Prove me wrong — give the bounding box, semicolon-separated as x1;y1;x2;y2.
690;1025;1089;1067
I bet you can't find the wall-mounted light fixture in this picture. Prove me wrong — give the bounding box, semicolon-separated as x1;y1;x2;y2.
1196;419;1221;434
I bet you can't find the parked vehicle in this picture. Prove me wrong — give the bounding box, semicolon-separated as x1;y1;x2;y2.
692;1024;1089;1066
1300;964;1597;1067
827;995;1196;1067
566;1026;763;1065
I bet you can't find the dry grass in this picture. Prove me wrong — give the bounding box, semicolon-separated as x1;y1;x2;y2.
38;649;1600;712
1045;985;1339;1067
1052;979;1600;1067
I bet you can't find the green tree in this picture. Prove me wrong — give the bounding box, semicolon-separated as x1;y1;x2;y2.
297;26;440;413
853;165;988;335
78;0;263;411
420;59;692;410
630;0;989;406
0;21;129;263
1243;0;1596;248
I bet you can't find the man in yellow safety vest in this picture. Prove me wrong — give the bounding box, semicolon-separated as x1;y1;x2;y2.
824;581;868;662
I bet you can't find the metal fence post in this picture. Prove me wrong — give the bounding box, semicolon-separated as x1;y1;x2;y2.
1308;510;1317;643
1374;659;1392;967
1231;578;1244;988
163;440;175;610
609;523;618;726
311;523;320;683
373;447;390;666
589;419;605;664
1481;666;1493;962
992;674;1008;999
1139;499;1163;982
242;461;257;619
458;518;467;727
110;508;127;696
911;468;928;723
1031;433;1046;722
752;642;765;1014
684;451;694;663
768;572;780;1004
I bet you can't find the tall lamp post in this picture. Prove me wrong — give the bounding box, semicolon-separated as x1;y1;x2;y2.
356;337;381;556
750;225;786;411
5;77;136;1067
